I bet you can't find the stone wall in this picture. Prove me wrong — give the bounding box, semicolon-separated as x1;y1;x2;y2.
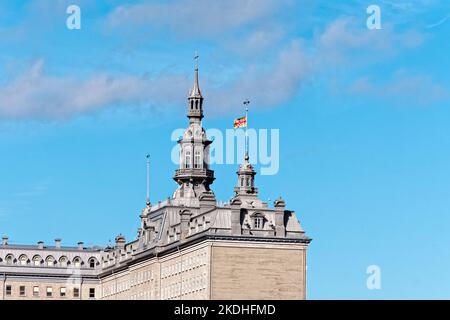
210;241;307;300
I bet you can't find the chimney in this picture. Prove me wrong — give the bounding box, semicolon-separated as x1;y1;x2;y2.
55;238;62;249
274;197;286;238
2;236;8;246
37;241;44;249
78;242;84;250
115;234;126;249
179;209;192;241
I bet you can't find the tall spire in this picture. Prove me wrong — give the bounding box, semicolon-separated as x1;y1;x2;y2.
190;52;202;98
187;52;204;122
173;55;215;203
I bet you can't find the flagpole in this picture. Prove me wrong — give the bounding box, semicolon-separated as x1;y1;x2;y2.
245;107;248;157
243;100;250;158
146;154;150;205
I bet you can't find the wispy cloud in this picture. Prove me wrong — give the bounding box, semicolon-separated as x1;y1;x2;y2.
206;17;427;112
207;39;310;112
0;2;440;121
349;71;449;105
426;14;450;28
315;17;424;64
0;59;191;121
106;0;283;37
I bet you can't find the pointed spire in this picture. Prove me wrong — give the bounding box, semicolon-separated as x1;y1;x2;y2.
189;52;202;98
187;52;204;121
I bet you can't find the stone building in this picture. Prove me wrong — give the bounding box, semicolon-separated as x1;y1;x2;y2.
0;64;311;300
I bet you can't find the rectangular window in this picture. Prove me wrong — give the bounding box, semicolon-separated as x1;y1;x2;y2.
254;217;262;229
6;285;12;296
60;287;66;297
73;287;80;298
194;151;201;169
89;288;95;298
33;286;40;297
20;286;26;296
46;287;53;297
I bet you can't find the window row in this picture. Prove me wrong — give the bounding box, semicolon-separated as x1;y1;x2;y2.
4;285;95;298
183;150;203;169
0;255;98;268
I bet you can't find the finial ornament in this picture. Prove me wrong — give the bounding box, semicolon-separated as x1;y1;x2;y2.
194;51;199;70
243;100;250;109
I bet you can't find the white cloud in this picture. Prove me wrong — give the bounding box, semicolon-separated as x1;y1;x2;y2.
0;59;191;121
0;14;435;121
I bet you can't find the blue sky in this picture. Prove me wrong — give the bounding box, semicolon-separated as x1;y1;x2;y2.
0;0;449;299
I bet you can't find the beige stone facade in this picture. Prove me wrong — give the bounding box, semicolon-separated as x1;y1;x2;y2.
99;239;307;300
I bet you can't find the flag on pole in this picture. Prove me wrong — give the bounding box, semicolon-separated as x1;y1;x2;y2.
233;116;247;128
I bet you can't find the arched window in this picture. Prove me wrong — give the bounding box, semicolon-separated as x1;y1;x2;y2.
241;177;244;187
59;256;68;267
194;150;201;169
73;257;82;268
185;150;191;169
46;256;55;267
19;255;28;266
195;100;199;110
33;255;42;266
5;254;14;265
89;258;96;269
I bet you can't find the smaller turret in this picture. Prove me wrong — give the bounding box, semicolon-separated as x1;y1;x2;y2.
234;153;258;198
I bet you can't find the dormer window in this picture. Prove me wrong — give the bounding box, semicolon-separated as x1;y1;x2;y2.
251;214;265;229
5;254;14;265
19;255;28;266
59;256;67;267
254;217;263;229
33;256;41;266
73;257;81;268
46;256;54;267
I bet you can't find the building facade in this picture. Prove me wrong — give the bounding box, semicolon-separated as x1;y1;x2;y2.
0;65;311;300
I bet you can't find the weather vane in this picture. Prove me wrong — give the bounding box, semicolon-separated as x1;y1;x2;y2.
194;51;199;69
243;100;250;111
